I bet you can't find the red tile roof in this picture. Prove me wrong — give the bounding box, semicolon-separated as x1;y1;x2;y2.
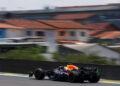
57;3;120;9
88;30;100;35
3;19;55;29
54;13;95;20
87;22;117;31
0;23;24;29
38;20;89;29
93;31;120;39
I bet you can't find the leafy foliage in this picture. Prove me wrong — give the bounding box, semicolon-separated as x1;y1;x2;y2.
52;52;63;61
52;52;115;65
3;47;48;61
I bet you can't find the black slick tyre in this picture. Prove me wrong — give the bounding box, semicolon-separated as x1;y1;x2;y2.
34;68;45;80
89;73;100;83
69;71;79;83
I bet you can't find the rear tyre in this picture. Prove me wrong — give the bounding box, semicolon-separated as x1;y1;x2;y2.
69;71;79;83
34;68;45;80
89;73;100;83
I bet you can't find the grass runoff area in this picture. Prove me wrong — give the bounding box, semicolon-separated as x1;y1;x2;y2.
2;47;116;65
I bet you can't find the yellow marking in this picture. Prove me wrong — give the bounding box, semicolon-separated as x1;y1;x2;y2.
101;79;120;83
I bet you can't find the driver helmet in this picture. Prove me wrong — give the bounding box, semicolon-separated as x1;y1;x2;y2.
67;64;79;70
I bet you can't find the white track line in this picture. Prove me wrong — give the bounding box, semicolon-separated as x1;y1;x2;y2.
0;72;120;84
0;72;28;78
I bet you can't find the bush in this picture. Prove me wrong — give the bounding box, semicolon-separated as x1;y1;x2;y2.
52;52;63;61
52;52;116;65
3;47;48;61
17;46;47;53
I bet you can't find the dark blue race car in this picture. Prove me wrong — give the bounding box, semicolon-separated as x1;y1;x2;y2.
29;65;100;83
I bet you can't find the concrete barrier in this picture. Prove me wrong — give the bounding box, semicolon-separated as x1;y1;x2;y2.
0;59;120;80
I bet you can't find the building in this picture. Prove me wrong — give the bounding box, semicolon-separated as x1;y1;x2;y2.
87;22;119;35
93;31;120;45
0;19;58;52
0;3;120;20
0;19;91;52
37;20;90;42
54;13;96;24
59;43;120;64
87;22;120;45
0;23;24;38
108;45;120;53
56;3;120;9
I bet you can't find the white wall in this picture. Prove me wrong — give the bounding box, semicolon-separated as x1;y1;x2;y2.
21;29;34;37
7;29;22;38
76;29;89;42
67;29;89;42
21;29;58;52
6;28;89;53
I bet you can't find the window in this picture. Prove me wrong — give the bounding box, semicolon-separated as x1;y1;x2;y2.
0;30;3;36
70;31;75;36
36;31;45;36
26;31;32;36
59;31;66;36
80;32;86;37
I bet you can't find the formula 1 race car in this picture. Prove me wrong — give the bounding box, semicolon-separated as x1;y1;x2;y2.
29;65;100;83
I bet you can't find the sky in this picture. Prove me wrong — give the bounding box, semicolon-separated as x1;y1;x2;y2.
0;0;120;11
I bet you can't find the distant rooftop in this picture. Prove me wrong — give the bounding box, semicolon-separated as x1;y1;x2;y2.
2;19;55;29
38;20;89;29
62;43;97;52
0;23;24;29
56;3;120;9
93;31;120;39
87;22;118;31
0;3;120;15
54;13;95;20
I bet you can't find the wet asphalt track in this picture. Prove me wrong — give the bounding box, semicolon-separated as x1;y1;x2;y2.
0;75;119;86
